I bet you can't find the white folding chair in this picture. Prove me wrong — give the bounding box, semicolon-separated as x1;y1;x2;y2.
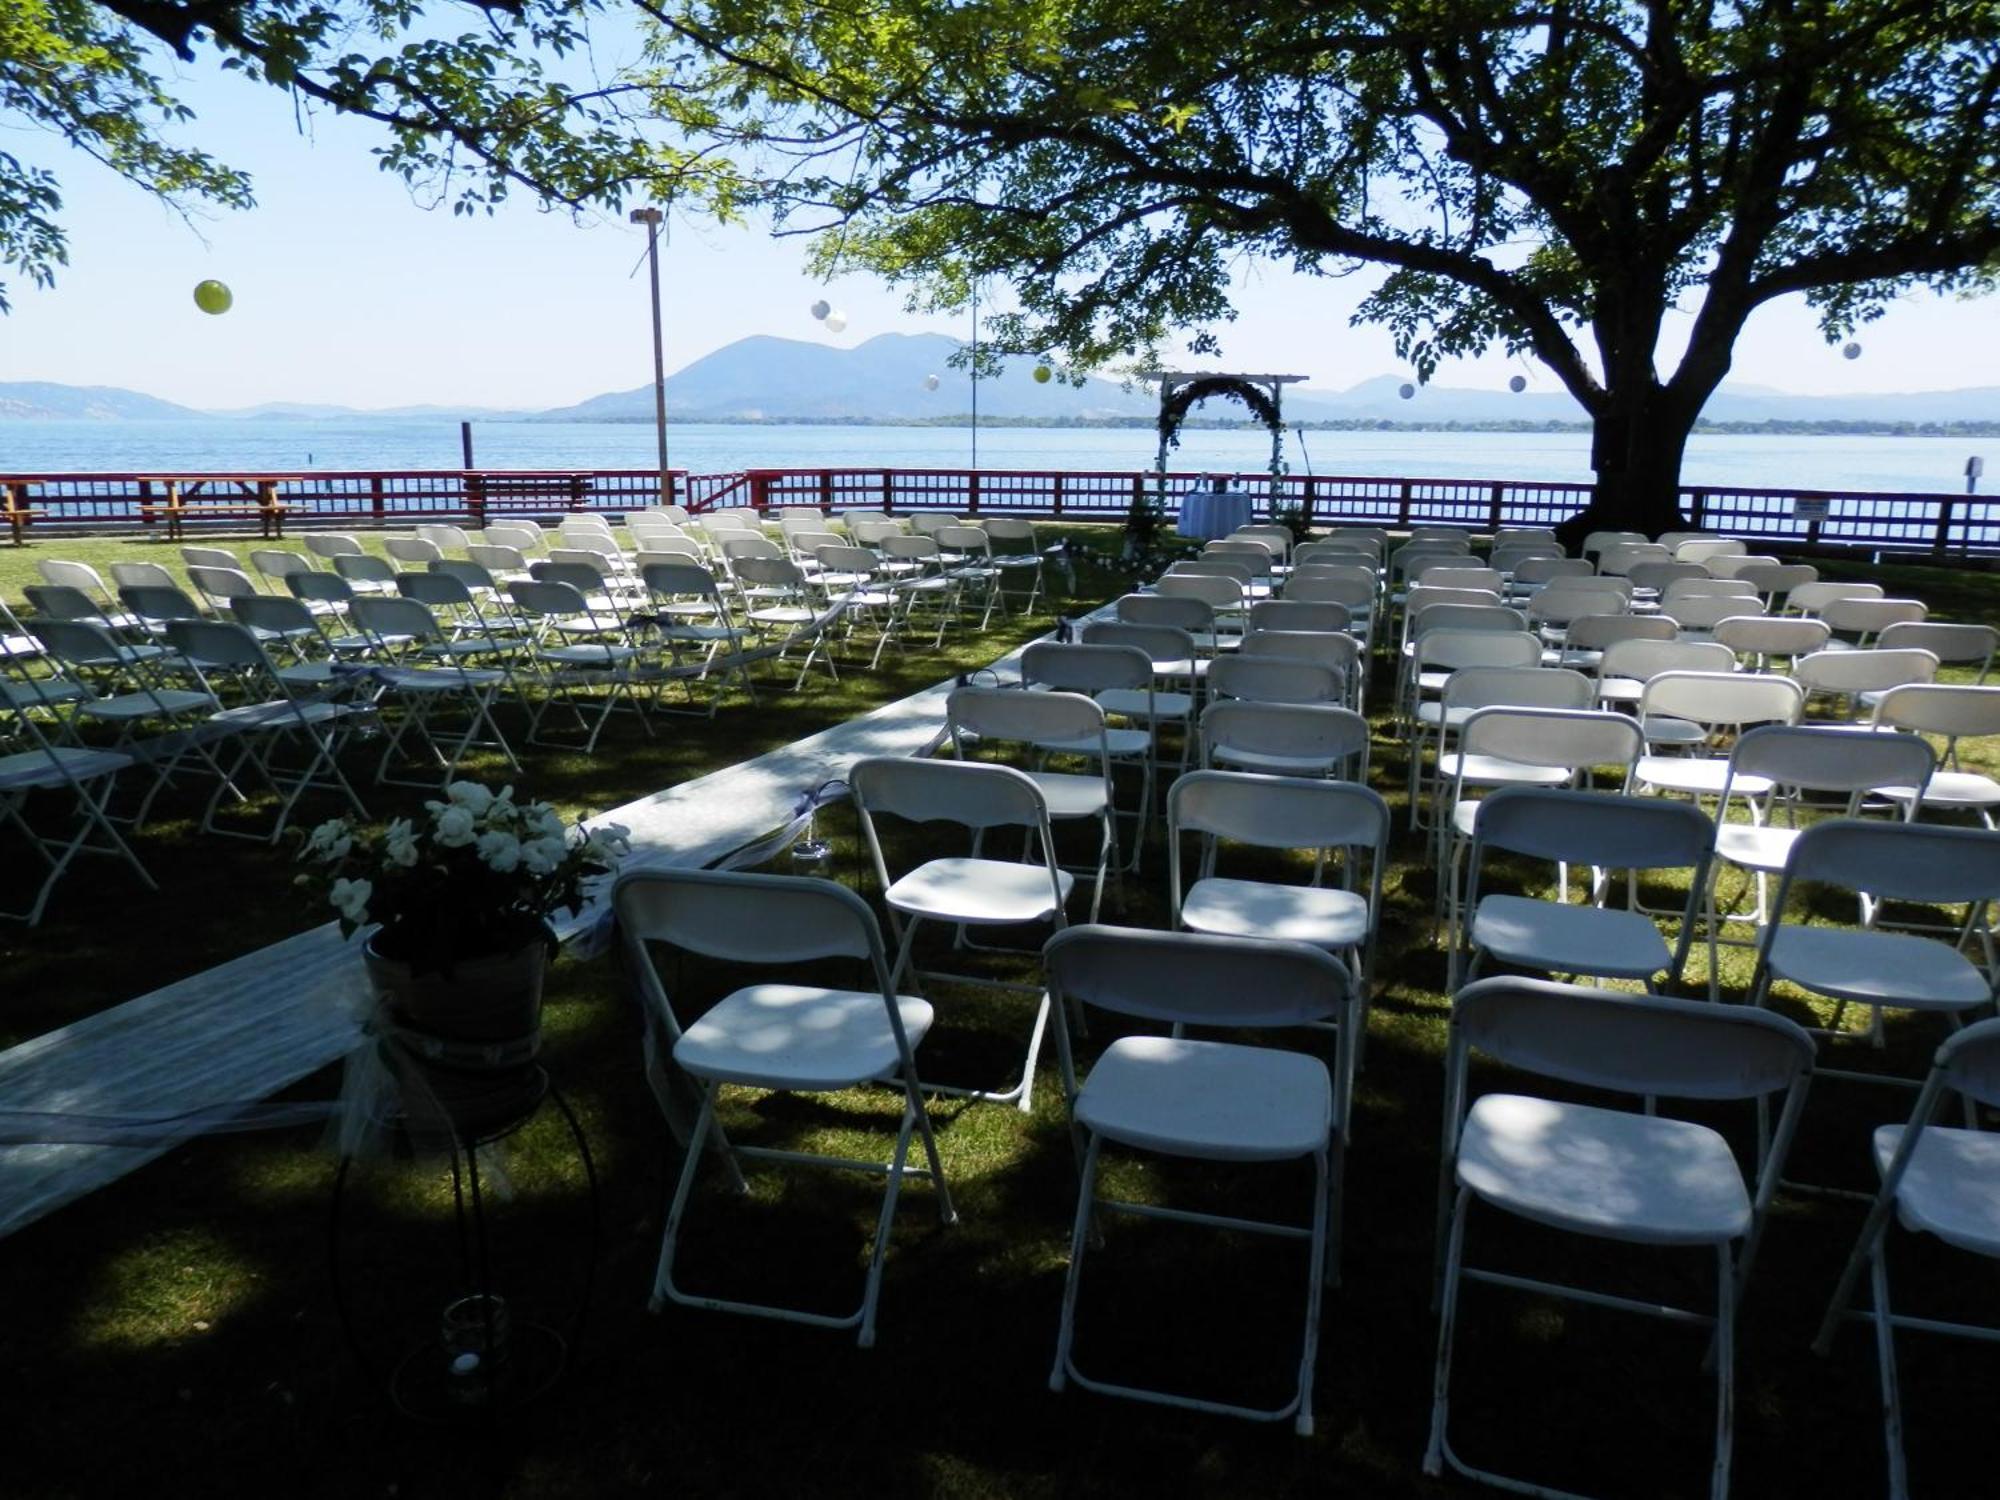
346;595;520;784
1198;699;1370;780
850;755;1071;1110
614;867;954;1347
1793;646;1939;720
1044;924;1356;1434
507;578;650;753
1634;671;1804;791
1870;683;2000;825
1167;769;1390;1009
1749;820;2000;1098
1595;636;1736;710
1452;786;1715;992
1811;1016;2000;1499
1427;976;1815;1500
1874;621;1996;684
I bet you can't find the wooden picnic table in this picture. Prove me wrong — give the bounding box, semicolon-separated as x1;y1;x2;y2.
135;475;297;540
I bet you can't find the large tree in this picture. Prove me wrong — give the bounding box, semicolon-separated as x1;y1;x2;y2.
8;3;2000;539
635;0;2000;537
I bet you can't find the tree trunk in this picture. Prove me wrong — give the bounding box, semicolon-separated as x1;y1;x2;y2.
1554;386;1696;551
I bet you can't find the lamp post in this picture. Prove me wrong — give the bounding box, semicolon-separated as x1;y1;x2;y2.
629;207;670;503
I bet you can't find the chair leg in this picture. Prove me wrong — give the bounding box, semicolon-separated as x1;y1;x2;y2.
1422;1184;1471;1478
1295;1145;1331;1436
650;1089;719;1314
1711;1242;1736;1500
1871;1245;1911;1500
856;1099;918;1349
1048;1132;1103;1394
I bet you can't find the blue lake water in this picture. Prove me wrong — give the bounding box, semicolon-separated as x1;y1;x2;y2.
0;418;1991;495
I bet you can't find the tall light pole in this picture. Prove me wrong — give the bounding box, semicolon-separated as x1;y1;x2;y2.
969;281;980;472
629;206;670;502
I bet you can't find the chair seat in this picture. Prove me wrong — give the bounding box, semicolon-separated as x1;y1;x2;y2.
1766;926;1994;1011
885;857;1074;925
1638;715;1710;748
1210;746;1349;776
1439;752;1573;787
1457;1093;1751;1245
211;699;352;731
1596;678;1643;705
1470;894;1674;979
1636;756;1770;796
1035;727;1152;759
1076;1036;1331;1162
1878;770;2000;809
1415;703;1475;728
535;645;637;668
379;665;507;690
80;689;216;721
674;983;935;1091
0;677;87;709
1025;770;1110;821
0;745;132;790
1096;687;1194;721
1713;822;1800;872
1180;877;1369;949
1874;1124;2000;1258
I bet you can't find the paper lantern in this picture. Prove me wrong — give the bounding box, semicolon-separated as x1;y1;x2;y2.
925;373;941;391
1842;341;1862;360
1033;364;1053;383
810;299;831;321
193;280;233;315
1509;374;1527;393
1398;382;1416;400
823;310;848;333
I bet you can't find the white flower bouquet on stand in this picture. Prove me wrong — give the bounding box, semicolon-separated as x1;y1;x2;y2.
300;782;628;1144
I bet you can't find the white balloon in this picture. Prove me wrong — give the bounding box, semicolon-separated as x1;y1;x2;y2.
810;299;831;321
925;373;941;391
824;310;848;333
1508;374;1527;393
1842;341;1862;360
1399;382;1416;400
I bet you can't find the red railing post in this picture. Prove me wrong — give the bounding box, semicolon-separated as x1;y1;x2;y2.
370;476;386;528
1053;473;1066;518
1933;496;1956;556
1397;480;1413;530
969;470;982;515
1487;482;1505;532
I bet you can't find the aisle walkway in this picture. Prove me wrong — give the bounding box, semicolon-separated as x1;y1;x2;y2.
0;630;1055;1238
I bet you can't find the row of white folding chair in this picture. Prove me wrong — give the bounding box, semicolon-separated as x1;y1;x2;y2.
1409;659;1588;829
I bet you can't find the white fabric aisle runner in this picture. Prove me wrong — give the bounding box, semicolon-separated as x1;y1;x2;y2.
0;626;1061;1238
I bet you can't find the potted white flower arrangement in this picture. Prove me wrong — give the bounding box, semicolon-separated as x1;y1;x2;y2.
301;782;628;1137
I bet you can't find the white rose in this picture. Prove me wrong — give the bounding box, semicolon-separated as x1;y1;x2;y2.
520;835;568;876
329;876;373;925
306;818;353;860
445;781;495;817
383;818;419;869
528;804;567;840
478;830;523;874
583;825;629;864
433;804;478;847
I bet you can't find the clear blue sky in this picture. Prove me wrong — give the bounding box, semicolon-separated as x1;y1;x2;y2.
5;44;2000;412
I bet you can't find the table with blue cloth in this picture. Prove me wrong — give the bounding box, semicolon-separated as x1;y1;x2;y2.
1176;488;1255;540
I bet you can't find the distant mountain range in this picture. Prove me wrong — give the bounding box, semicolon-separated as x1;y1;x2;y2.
4;333;1997;427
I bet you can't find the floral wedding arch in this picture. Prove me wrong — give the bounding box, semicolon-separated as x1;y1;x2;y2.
1153;371;1309;496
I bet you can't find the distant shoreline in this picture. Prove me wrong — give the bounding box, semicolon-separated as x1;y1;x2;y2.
503;414;2000;438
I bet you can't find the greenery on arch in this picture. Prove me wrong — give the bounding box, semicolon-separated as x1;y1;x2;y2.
1156;376;1284;454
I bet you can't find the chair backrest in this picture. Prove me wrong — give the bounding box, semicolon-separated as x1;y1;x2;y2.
1472;786;1715;871
485;522;545;552
1204;540;1277;574
1722;723;1936;806
333;553;396;584
1238;628;1361;678
1665;594;1768;631
1562;613;1676;653
1045;924;1352;1031
1154;572;1244;611
397;571;478;610
1627;561;1713;594
304;533;364;559
1021;640;1153;694
1198;700;1369;768
109;561;176;591
349;594;444;646
21;584;108;623
614;867;888;977
947;685;1105;752
287;571;354;605
1405;586;1506;619
731;555;806;590
1581;530;1647;558
635;539;707;567
1734;562;1819;600
1788;580;1883;616
187;566;259;604
432;558;499;592
1711;615;1830;658
1638;670;1804;730
1283;573;1375;612
1168;557;1257;587
1876;621;1997;673
1414;628;1543;673
1451;976;1813;1101
1417;566;1505;595
1513;556;1595;588
1598;542;1671;576
721;535;784;563
508;578;590;619
1778;817;2000;907
1207;654;1341;705
118;584;204;623
878;533;940;562
815;544;884;579
849;753;1050;830
1490;543;1562;574
384;536;443;566
181;545;241;571
1792;646;1939;698
230;594;315;637
1081;620;1197;668
1663;577;1757;604
1407;603;1526;641
1249;599;1352;635
908;512;963;535
937;525;996;558
1820;597;1930;635
162;617;278;674
27;616;132;665
983;516;1037;545
1706;552;1784;579
1457;706;1645;774
1293;541;1380;570
1440;665;1593;713
849;515;908;545
468;543;530;574
415;524;473;551
1870;682;2000;740
1675;537;1748;564
641;560;728;605
1114;593;1213;634
1598;636;1735;681
533;559;612;593
1526;584;1632;626
36;559;111;597
1169;769;1389;858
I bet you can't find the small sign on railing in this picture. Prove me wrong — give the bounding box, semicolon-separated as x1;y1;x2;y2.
1792;496;1831;523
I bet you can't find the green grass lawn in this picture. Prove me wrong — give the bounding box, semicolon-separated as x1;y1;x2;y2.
2;531;1998;1498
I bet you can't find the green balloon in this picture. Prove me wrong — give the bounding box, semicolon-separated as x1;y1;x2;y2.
1032;364;1053;383
193;280;234;315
